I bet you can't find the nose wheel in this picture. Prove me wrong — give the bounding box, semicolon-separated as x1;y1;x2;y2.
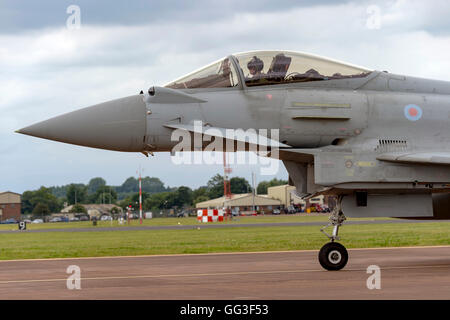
319;196;348;271
319;242;348;271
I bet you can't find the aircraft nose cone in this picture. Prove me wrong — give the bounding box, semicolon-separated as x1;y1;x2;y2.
17;95;147;152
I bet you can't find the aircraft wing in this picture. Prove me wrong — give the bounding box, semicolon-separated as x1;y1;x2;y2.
164;123;291;148
377;152;450;165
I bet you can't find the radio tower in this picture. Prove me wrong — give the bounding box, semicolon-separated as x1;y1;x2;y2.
223;152;232;219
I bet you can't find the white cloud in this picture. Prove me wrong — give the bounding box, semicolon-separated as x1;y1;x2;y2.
2;0;450;192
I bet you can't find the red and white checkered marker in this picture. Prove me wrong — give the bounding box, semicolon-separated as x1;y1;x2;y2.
197;209;224;223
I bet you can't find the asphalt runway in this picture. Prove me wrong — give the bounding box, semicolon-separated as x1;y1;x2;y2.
0;246;449;299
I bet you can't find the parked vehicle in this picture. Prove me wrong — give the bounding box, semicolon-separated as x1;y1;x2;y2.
285;206;296;214
177;210;189;218
31;219;43;224
240;211;257;216
1;218;17;224
130;213;140;219
100;215;112;221
49;217;62;223
272;209;281;215
312;204;330;213
79;215;89;221
69;217;80;222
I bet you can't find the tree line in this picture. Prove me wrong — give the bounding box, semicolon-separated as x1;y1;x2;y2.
21;175;287;215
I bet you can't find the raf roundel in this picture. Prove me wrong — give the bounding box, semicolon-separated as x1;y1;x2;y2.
404;104;423;121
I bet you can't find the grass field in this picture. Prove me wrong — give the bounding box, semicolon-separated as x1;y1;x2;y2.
0;214;394;231
0;219;449;260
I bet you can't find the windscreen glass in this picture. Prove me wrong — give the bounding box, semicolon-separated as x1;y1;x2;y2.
165;57;239;89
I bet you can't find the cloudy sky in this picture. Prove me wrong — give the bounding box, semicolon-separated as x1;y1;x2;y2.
2;0;450;193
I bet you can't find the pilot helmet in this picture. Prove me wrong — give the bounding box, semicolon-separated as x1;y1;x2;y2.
247;56;264;72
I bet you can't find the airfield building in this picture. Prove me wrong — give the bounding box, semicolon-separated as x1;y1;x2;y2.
0;191;21;221
196;185;335;214
195;193;281;214
267;185;297;206
268;185;335;209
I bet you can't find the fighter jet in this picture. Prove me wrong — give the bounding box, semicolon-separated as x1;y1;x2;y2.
17;50;450;270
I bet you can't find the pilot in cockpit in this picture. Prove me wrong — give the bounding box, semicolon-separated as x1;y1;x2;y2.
246;56;264;79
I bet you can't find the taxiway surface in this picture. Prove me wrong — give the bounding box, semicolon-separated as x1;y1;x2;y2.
0;246;449;299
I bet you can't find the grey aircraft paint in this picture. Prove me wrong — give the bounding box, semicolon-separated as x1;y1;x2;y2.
17;50;450;219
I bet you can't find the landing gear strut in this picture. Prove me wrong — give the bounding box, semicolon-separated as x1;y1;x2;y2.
318;197;348;271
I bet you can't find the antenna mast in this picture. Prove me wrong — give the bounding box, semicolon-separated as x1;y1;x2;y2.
223;152;232;219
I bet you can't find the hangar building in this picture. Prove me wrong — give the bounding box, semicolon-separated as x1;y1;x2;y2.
195;193;281;214
268;185;335;208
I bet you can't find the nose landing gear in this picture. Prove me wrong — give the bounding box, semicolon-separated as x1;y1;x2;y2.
319;198;348;271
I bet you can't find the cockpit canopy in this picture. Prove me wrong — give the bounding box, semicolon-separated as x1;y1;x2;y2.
165;57;240;90
165;50;372;89
235;51;372;87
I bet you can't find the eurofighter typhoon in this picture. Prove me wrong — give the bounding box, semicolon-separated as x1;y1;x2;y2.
17;50;450;270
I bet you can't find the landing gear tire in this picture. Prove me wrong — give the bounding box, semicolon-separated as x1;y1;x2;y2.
318;242;348;271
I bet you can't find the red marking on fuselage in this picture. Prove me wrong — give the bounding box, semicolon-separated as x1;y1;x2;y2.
409;108;418;117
